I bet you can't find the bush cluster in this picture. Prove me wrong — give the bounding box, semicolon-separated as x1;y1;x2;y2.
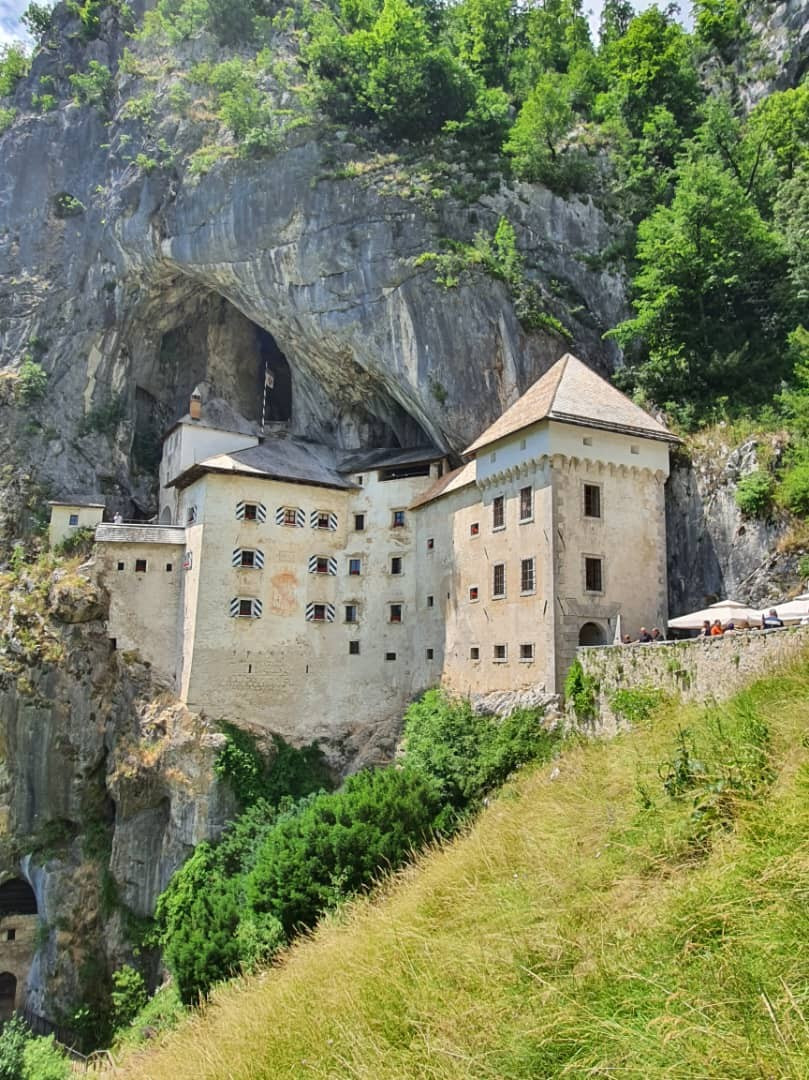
0;1017;70;1080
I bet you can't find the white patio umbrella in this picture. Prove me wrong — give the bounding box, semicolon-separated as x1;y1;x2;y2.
613;613;623;645
667;599;763;631
772;592;809;624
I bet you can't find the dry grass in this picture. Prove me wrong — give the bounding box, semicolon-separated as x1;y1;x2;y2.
107;661;809;1079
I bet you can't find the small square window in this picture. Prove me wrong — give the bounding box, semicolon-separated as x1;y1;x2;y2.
427;594;434;608
470;646;480;661
5;929;15;942
583;436;593;447
492;495;505;530
520;557;535;594
426;648;434;660
316;512;331;530
392;510;406;528
492;562;505;598
356;475;364;486
348;558;361;576
116;561;124;571
585;556;603;593
493;644;508;662
68;513;79;527
584;484;601;519
470;522;480;537
426;537;434;551
244;503;258;521
349;640;360;655
390;556;403;575
187;506;197;524
385;651;397;661
630;445;640;455
315;557;330;574
283;507;298;526
354;513;365;531
389;603;403;623
519;485;533;522
312;604;327;621
135;559;147;573
240;549;256;568
469;585;479;602
238;598;254;617
345;604;358;623
520;643;535;661
165;562;173;572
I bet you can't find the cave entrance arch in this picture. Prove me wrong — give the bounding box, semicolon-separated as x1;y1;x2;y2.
0;974;15;1022
578;622;606;646
258;328;291;423
0;880;37;918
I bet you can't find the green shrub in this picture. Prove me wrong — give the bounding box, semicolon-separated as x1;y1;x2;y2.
78;393;125;435
21;1035;70;1080
0;1015;30;1080
214;725;333;809
53;526;95;557
53;192;85;217
564;658;598;721
111;964;148;1030
402;689;557;807
0;44;29;97
22;1;55;41
16;359;48;403
0;106;16;132
69;61;112;108
609;686;663;725
777;459;809;516
33;92;57;112
734;470;774;517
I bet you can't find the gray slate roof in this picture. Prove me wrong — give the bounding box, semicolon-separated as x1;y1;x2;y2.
164;398;258;440
174;438;356;491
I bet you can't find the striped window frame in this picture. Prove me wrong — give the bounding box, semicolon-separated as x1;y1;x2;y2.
310;510;338;531
276;506;305;528
232;548;265;569
308;554;337;575
235;501;267;523
230;597;263;618
305;602;335;622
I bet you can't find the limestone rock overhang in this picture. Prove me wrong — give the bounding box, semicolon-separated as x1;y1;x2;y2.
169;438;358;493
464;353;680;457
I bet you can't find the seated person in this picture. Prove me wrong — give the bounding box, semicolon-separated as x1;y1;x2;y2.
700;620;712;637
650;627;665;642
710;619;724;636
637;627;652;643
621;634;633;644
761;609;784;629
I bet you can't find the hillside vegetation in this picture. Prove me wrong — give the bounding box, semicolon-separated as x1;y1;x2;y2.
108;656;809;1078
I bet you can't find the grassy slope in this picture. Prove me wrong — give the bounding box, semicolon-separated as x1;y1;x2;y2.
111;661;809;1079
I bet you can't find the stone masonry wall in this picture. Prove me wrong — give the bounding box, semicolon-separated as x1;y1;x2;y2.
576;626;809;731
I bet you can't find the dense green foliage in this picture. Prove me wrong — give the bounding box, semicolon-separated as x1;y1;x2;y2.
0;44;29;97
0;1017;70;1080
156;693;557;1004
564;658;598;720
734;470;775;517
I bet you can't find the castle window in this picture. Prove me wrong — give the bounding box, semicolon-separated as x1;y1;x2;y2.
584;484;601;519
385;652;397;661
519;486;533;522
583;436;593;447
244;504;257;521
116;562;124;571
5;929;14;942
348;557;362;576
426;648;434;660
390;556;403;575
135;559;147;573
469;585;479;602
427;594;434;607
492;495;505;530
519;643;535;662
231;597;262;618
630;445;640;455
233;548;265;569
280;506;303;527
520;438;527;451
470;522;479;537
306;602;335;622
356;475;364;486
392;510;406;528
165;563;173;572
426;537;434;551
349;640;360;655
312;510;337;531
354;513;365;531
314;557;330;575
520;557;535;595
237;501;267;523
493;644;508;662
470;646;480;661
389;603;403;623
490;452;496;463
492;563;505;599
345;604;358;623
585;556;603;593
187;506;197;524
69;513;79;527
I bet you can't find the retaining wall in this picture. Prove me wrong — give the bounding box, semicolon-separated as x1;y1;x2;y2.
576;625;809;731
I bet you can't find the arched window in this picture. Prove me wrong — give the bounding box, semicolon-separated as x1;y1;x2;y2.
0;973;17;1021
0;879;37;917
578;622;606;647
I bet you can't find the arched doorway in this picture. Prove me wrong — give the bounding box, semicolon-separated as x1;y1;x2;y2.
160;506;172;525
579;622;606;646
0;973;16;1021
0;879;36;917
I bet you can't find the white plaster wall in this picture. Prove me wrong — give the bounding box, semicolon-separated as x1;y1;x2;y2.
158;424;258;521
48;505;104;549
95;540;185;682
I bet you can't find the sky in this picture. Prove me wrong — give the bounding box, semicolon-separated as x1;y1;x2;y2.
0;0;691;51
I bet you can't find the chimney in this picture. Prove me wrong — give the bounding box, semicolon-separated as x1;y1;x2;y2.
189;389;202;421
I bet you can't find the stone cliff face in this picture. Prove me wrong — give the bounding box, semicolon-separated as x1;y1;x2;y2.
0;559;231;1019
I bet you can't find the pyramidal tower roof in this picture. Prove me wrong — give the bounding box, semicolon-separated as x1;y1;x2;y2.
464;354;678;455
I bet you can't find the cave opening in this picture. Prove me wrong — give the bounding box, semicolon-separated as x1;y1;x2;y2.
257;328;292;423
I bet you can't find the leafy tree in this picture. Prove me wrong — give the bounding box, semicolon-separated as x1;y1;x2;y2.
21;2;55;42
598;0;633;47
69;61;113;109
20;1036;70;1080
111;965;148;1030
693;0;745;59
775;166;809;298
509;0;592;101
0;1015;30;1080
612;159;793;417
0;44;30;98
747;83;809;187
504;72;578;188
449;0;516;87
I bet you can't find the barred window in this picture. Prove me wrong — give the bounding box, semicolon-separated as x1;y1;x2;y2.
585;557;603;593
